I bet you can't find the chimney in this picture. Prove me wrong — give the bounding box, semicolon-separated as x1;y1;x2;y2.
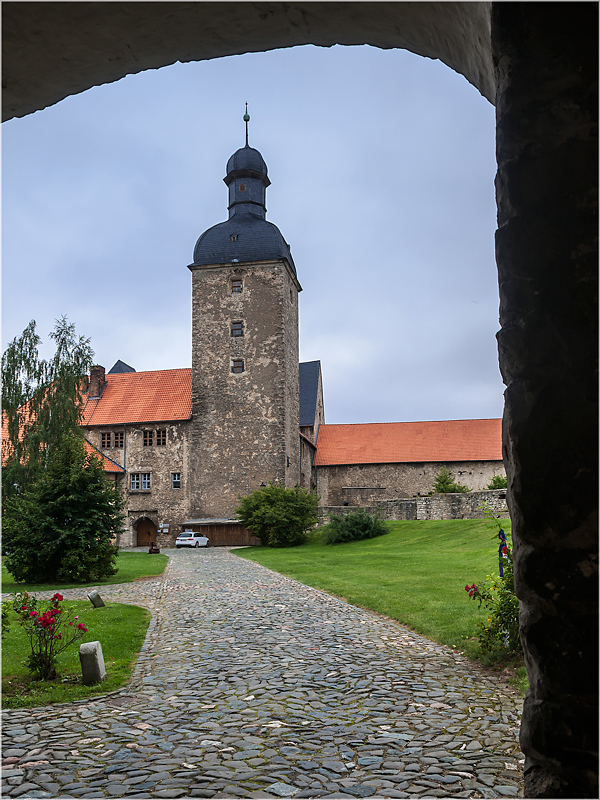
88;365;106;398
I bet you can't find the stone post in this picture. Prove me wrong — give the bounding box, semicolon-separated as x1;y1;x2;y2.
79;641;107;685
492;4;598;797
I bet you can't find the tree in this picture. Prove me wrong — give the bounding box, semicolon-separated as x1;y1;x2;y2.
3;432;123;583
488;474;508;490
2;317;93;501
432;466;469;493
235;483;319;547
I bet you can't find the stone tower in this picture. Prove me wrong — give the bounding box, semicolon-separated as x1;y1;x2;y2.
188;141;301;519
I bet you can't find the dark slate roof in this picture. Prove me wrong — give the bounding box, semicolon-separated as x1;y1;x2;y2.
190;211;297;276
226;146;268;179
299;360;321;427
108;360;136;374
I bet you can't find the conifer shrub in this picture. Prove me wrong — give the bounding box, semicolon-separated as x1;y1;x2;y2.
432;466;469;493
487;474;508;490
325;509;388;544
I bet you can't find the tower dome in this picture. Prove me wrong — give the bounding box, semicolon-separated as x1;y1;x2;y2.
189;141;296;275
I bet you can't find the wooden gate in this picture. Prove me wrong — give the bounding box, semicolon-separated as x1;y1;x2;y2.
136;518;157;547
191;523;260;547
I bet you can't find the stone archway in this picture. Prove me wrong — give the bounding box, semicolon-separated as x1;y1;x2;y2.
2;4;597;796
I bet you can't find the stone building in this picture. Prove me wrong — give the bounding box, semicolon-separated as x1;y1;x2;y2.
81;140;505;546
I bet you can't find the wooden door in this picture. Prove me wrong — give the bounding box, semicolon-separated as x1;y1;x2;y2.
136;519;157;547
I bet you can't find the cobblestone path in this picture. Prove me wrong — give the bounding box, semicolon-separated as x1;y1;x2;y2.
2;548;524;799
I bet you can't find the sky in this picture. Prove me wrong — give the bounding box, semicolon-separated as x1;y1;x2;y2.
2;44;503;425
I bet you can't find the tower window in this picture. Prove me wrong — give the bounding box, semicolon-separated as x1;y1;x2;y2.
231;320;244;337
230;234;238;242
239;183;246;192
101;432;111;449
143;430;153;447
231;279;242;293
232;359;244;374
156;429;166;446
114;431;124;448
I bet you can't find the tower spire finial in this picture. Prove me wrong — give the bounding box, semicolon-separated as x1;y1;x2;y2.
243;103;250;147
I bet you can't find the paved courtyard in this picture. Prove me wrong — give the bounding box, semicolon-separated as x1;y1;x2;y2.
2;548;524;799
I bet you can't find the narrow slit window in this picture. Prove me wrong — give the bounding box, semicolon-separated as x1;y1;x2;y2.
231;279;242;293
232;359;244;374
231;320;244;337
238;183;246;192
101;432;111;449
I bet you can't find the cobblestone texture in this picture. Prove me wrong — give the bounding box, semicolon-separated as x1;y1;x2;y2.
2;548;524;798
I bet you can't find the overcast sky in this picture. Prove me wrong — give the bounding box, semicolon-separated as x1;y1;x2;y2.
3;44;503;425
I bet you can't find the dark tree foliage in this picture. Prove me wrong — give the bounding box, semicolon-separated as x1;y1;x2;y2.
3;432;123;583
432;466;469;493
325;509;388;544
235;483;319;547
2;318;93;501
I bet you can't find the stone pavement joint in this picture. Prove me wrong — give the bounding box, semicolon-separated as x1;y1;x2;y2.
2;548;524;798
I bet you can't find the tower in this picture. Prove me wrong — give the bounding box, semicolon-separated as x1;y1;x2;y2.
187;131;301;519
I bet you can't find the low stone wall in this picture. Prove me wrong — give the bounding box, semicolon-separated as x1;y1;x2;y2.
318;489;509;523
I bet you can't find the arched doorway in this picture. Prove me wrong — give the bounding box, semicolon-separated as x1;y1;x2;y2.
135;517;157;548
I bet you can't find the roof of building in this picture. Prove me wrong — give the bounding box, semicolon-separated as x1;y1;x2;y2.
191;213;297;275
313;419;503;466
226;146;268;178
108;359;136;374
299;360;321;427
84;439;125;472
83;368;192;426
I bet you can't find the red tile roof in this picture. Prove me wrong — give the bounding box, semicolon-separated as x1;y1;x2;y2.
82;369;192;426
314;419;502;466
84;439;125;473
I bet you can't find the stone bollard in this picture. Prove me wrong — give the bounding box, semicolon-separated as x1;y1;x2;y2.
87;590;105;608
79;641;107;685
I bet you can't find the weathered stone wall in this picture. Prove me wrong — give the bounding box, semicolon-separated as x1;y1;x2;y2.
316;460;505;506
300;436;316;491
189;259;300;519
319;488;508;523
86;420;192;547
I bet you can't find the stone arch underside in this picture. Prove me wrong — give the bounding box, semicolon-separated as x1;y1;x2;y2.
2;3;597;798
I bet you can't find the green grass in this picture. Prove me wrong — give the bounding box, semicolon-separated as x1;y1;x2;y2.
2;600;150;708
1;550;168;594
236;519;518;666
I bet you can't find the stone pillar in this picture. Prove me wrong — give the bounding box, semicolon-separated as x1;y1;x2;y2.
492;4;598;797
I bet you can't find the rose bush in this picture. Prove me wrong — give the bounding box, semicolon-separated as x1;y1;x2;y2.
12;591;88;679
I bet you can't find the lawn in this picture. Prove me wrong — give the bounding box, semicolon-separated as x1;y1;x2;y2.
235;519;513;663
2;600;151;708
1;550;169;594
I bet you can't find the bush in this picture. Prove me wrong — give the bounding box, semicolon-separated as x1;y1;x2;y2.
487;474;508;490
465;505;521;658
433;466;469;493
325;509;388;544
235;483;319;547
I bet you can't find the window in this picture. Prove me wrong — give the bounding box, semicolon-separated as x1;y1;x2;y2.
238;183;246;192
156;429;166;446
231;320;244;337
231;279;242;293
232;359;244;374
172;473;181;489
143;430;153;447
114;431;124;448
230;234;238;242
101;432;111;449
141;473;151;490
130;473;140;491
